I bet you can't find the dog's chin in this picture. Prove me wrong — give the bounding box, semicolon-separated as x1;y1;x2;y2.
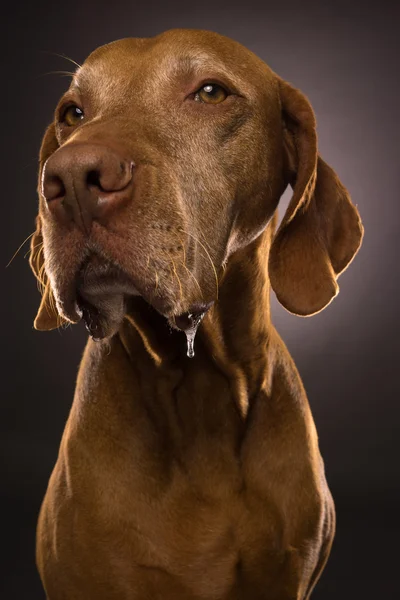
71;257;138;340
61;259;174;341
76;291;125;341
56;254;214;342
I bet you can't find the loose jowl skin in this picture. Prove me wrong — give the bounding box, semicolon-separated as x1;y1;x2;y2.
29;28;363;600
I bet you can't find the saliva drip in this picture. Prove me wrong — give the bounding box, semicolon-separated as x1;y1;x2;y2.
183;311;206;358
185;329;196;358
174;307;211;359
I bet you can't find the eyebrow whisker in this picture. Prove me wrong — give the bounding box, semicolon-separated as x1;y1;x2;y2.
38;70;76;79
41;50;82;70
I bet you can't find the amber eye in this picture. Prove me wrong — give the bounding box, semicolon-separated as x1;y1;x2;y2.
62;105;84;126
194;83;228;104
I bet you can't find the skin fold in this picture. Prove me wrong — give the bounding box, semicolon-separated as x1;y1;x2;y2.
29;28;363;600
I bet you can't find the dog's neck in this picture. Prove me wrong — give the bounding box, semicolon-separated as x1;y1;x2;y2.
118;224;276;419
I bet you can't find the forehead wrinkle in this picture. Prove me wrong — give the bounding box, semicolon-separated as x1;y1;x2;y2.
150;50;248;95
74;58;140;111
74;48;233;108
70;36;275;109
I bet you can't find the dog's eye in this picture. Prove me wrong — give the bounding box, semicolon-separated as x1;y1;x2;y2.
194;83;228;104
61;105;84;126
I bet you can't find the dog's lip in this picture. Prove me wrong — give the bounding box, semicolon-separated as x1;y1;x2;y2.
77;269;140;298
58;254;214;337
55;255;139;327
72;256;141;340
171;301;214;332
63;299;83;324
76;255;140;298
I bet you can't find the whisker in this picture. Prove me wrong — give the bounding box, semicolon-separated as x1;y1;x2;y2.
141;254;161;301
6;231;35;268
179;238;187;267
33;244;45;275
37;70;76;79
48;283;58;317
179;227;213;252
181;230;219;300
37;255;47;293
41;50;82;69
198;231;214;252
24;241;42;259
36;244;45;267
169;258;183;301
178;260;203;297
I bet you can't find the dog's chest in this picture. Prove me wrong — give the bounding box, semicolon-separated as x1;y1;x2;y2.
42;351;325;598
48;398;323;600
48;449;315;600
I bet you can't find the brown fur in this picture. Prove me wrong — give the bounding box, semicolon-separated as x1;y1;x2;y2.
30;29;363;599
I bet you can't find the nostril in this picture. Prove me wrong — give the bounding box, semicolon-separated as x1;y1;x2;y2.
119;161;133;178
43;175;66;202
87;160;135;194
86;169;102;189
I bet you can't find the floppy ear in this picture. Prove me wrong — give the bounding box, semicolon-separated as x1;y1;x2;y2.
29;123;66;331
268;78;364;316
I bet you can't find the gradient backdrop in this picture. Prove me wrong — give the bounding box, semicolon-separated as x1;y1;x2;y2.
2;0;399;598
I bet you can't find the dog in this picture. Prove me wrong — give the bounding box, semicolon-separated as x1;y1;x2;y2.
29;28;363;599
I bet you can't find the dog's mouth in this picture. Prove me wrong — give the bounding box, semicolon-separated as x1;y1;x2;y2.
60;252;212;351
74;254;141;340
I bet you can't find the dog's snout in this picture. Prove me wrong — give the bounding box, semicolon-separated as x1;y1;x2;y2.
42;143;134;232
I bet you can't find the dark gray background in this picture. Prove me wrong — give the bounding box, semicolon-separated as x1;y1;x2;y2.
1;0;399;598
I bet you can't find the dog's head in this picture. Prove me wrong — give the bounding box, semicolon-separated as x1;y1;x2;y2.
30;29;363;339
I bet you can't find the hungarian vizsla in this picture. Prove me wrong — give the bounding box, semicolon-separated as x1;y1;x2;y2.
29;28;363;600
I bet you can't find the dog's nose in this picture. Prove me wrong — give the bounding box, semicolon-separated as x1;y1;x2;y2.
42;143;134;232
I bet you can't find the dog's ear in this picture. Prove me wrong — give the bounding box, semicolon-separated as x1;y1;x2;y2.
29;215;61;330
29;123;65;331
268;78;364;316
